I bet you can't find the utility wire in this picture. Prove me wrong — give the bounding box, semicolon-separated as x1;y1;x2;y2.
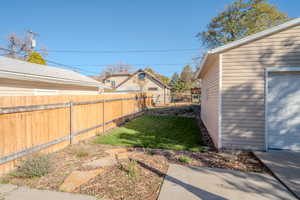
45;59;101;74
37;48;201;54
1;47;193;75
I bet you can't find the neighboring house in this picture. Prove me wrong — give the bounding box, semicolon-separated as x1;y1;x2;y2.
194;17;300;151
115;69;171;105
102;72;131;88
0;56;104;96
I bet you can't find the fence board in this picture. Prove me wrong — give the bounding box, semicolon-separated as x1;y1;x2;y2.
0;93;152;174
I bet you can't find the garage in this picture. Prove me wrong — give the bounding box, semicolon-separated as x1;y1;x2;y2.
195;18;300;150
267;68;300;151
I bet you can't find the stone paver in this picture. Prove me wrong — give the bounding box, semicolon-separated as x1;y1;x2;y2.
105;148;128;155
0;184;98;200
255;151;300;199
158;164;296;200
84;157;117;167
59;169;103;192
116;152;135;160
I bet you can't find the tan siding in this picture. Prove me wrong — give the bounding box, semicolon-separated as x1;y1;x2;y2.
104;75;130;88
221;24;300;150
201;58;220;148
117;72;170;104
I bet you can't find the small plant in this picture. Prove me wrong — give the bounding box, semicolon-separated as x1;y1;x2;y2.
116;156;139;179
71;147;90;158
0;177;9;184
11;154;52;178
178;156;193;164
126;160;139;179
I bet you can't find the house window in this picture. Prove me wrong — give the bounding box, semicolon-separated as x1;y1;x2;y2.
111;80;116;88
138;72;146;81
148;87;158;91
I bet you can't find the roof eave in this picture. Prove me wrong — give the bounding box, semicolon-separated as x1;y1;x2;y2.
194;53;210;79
194;17;300;79
0;70;103;88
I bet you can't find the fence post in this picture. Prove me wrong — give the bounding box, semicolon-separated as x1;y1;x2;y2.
121;97;123;120
102;99;105;134
69;101;75;144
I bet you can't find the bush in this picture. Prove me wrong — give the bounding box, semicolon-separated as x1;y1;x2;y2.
71;147;90;158
178;156;193;164
125;160;139;179
12;154;52;178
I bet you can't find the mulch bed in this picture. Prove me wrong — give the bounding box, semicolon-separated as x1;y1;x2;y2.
0;105;269;200
134;148;268;174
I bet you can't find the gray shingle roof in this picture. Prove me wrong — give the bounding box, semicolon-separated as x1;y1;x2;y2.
0;56;102;87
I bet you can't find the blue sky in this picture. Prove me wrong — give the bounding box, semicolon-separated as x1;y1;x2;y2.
0;0;299;77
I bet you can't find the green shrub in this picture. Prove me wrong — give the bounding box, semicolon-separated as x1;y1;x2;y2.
178;156;193;164
12;154;52;178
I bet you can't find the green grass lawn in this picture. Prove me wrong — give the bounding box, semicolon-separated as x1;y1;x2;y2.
94;115;204;152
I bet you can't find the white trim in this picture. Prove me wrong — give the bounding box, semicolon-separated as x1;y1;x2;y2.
264;67;300;151
194;53;209;79
264;69;268;151
34;89;59;96
218;54;223;150
266;67;300;72
194;18;300;79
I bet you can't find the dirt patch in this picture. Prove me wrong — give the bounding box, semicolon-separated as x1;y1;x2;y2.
135;148;268;174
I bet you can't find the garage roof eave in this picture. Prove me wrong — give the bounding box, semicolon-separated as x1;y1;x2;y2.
194;17;300;80
194;53;210;79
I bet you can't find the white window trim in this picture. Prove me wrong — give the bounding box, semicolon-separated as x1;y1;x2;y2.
218;54;223;150
264;66;300;151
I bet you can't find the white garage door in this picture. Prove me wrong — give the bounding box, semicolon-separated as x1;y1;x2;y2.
267;71;300;151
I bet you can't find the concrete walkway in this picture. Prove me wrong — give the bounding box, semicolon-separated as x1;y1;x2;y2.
158;164;296;200
255;151;300;199
0;184;99;200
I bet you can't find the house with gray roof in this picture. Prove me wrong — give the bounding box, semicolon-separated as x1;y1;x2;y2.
0;56;104;96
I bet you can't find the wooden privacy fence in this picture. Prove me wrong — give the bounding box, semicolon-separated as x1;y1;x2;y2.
0;93;152;174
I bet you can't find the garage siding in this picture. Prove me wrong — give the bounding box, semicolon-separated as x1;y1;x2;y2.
221;24;300;150
201;58;220;148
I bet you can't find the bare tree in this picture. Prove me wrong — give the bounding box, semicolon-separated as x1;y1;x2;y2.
103;62;133;75
0;31;47;60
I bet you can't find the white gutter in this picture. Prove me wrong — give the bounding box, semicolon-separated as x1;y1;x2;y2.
0;70;102;88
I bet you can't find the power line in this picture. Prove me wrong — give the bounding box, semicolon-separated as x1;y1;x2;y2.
45;59;101;74
70;63;190;67
0;47;194;75
37;48;201;54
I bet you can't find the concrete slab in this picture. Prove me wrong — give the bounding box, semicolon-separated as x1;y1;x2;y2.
158;164;296;200
0;185;99;200
255;151;300;199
